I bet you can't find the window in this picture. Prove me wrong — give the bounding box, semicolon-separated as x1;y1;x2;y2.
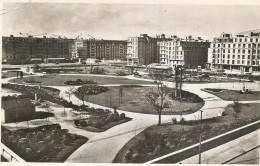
232;60;235;64
227;60;230;64
245;38;247;42
250;38;253;42
237;60;240;64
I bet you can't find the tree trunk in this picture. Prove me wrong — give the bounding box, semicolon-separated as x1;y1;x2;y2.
158;111;162;126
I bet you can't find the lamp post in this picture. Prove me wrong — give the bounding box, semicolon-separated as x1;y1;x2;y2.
199;110;203;164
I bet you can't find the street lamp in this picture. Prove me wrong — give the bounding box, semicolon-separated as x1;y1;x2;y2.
198;110;203;164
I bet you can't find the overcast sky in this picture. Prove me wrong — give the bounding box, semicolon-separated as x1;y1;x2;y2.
2;2;260;40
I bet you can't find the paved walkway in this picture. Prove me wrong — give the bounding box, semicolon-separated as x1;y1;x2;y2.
180;129;260;164
2;73;260;163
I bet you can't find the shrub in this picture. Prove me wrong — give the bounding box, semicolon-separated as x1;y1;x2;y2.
74;120;80;126
114;113;120;122
120;113;126;120
79;120;88;127
172;118;177;124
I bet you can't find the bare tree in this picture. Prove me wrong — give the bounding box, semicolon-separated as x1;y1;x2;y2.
65;86;76;102
145;75;170;125
74;87;88;105
232;100;242;121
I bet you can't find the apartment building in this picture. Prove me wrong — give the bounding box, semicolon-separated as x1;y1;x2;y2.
71;38;83;59
207;30;260;74
2;35;74;64
158;36;210;69
79;39;127;60
126;34;171;66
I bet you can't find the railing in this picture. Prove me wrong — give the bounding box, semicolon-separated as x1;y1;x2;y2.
1;143;26;162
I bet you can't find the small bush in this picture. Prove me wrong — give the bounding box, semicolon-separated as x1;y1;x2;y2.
120;113;126;120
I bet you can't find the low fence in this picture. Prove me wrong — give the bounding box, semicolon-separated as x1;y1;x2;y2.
146;120;260;164
1;143;26;162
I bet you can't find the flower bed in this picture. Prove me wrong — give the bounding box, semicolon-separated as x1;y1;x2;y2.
203;88;228;93
1;124;88;162
74;109;132;132
75;85;109;95
64;79;97;85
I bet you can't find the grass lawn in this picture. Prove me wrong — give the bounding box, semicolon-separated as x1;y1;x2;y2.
2;71;32;78
76;117;132;132
9;75;154;86
204;89;260;101
85;86;204;115
113;103;260;163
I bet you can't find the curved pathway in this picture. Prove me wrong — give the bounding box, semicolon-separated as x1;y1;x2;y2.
2;73;260;163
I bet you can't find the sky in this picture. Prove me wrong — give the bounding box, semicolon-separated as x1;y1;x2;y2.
2;2;260;41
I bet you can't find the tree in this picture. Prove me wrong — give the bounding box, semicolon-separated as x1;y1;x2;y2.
74;87;88;105
145;75;170;125
232;100;242;121
65;86;76;102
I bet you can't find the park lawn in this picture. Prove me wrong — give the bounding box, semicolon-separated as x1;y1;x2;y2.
113;103;260;163
9;75;154;86
204;89;260;101
85;86;204;115
2;71;32;78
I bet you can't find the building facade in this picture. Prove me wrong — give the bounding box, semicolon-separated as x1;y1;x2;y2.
71;38;84;59
126;34;171;66
158;36;210;68
2;35;74;64
207;30;260;74
78;39;127;61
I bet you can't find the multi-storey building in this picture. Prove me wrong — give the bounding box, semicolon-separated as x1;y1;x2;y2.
71;38;83;59
207;30;260;74
79;39;127;60
126;34;171;66
158;36;210;68
2;35;74;64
